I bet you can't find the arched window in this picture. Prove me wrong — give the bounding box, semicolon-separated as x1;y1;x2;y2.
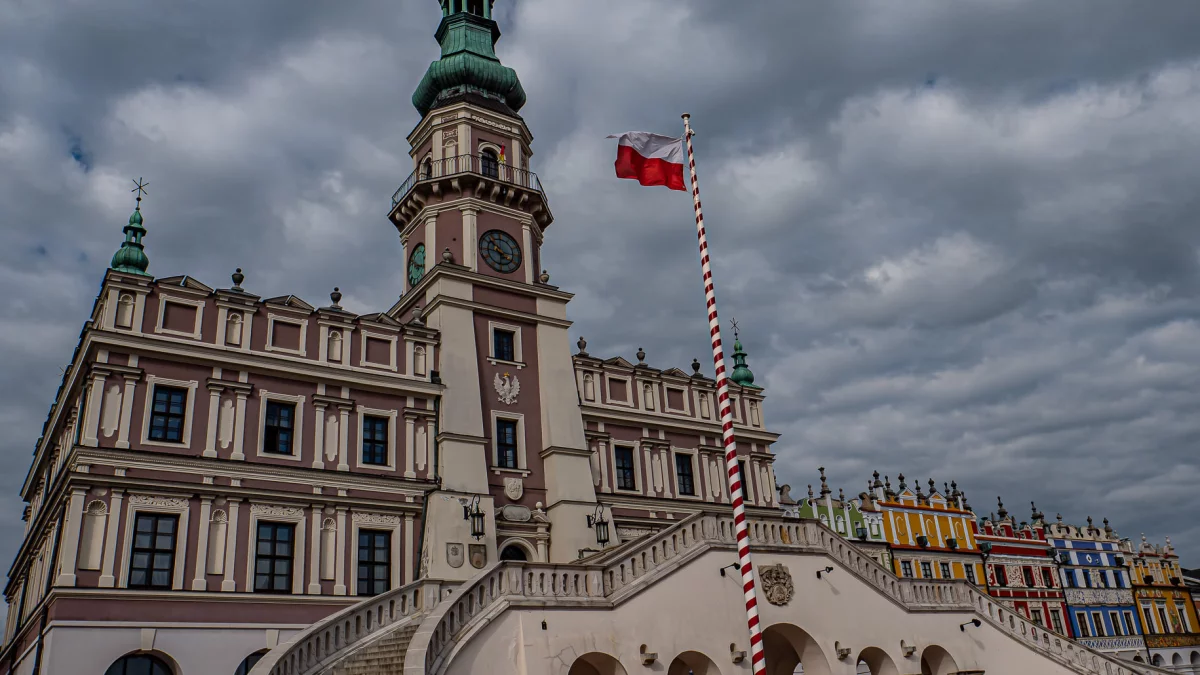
235;650;269;675
105;654;173;675
500;544;528;561
480;148;499;178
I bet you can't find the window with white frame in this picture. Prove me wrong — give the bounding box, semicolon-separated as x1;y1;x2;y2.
127;513;178;589
614;446;637;491
357;407;397;469
141;377;198;448
674;452;695;496
257;392;305;461
487;321;522;365
254;522;295;594
490;412;524;470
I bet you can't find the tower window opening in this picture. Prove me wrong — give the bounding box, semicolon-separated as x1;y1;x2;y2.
468;0;484;15
481;149;499;178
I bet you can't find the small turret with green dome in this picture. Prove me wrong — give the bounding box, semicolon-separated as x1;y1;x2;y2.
729;322;760;389
412;0;527;117
110;179;151;276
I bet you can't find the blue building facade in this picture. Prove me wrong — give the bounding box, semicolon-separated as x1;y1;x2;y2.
1047;517;1150;663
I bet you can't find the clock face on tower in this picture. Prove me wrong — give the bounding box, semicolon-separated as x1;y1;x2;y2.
479;230;522;274
408;243;426;287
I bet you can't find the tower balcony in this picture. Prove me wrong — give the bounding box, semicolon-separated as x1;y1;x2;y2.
388;154;552;231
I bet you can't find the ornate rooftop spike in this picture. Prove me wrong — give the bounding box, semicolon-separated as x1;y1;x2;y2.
928;478;936;494
1031;501;1044;521
1056;513;1063;523
807;484;814;499
1087;516;1094;530
962;491;972;511
110;178;151;276
818;467;831;497
996;496;1008;520
872;470;882;488
838;488;845;502
1103;518;1113;535
897;473;906;490
413;0;526;117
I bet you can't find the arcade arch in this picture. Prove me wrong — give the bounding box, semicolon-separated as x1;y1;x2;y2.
762;623;831;675
105;652;176;675
567;652;628;675
919;645;959;675
856;646;900;675
667;650;721;675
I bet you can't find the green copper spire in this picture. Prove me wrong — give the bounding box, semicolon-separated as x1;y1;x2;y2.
412;0;526;117
110;178;151;276
729;321;759;388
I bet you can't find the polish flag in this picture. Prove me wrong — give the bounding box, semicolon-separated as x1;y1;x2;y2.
607;132;686;191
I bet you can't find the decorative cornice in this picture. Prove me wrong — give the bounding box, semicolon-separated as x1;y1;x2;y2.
251;504;305;518
352;512;402;526
128;495;190;509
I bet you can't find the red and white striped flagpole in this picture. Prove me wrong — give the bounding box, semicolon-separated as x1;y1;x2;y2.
682;113;767;675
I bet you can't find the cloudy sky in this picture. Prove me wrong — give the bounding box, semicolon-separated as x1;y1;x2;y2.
2;0;1200;574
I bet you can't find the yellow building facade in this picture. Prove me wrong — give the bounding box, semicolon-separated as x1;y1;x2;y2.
1129;535;1200;664
871;474;986;584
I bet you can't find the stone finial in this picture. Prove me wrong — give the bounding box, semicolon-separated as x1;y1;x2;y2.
928;478;936;494
410;304;425;327
330;287;342;309
807;484;814;499
872;470;882;488
897;473;906;490
636;347;646;364
1056;513;1063;523
1087;516;1094;531
441;247;454;264
838;488;845;502
692;358;701;375
1031;501;1044;522
231;268;245;292
1103;518;1113;535
962;492;972;511
577;336;588;355
996;496;1008;520
818;467;831;497
539;269;550;283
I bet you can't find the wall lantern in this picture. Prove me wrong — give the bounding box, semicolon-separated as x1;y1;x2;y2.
586;504;610;547
916;535;929;548
855;526;868;540
463;495;485;540
959;618;981;632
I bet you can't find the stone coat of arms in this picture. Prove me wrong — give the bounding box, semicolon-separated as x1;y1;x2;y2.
760;564;794;606
494;372;520;405
504;477;524;501
469;544;487;569
447;543;465;569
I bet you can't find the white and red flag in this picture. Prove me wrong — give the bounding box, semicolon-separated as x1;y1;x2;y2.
606;132;686;191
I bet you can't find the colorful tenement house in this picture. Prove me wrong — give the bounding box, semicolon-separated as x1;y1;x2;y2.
1045;515;1147;661
976;500;1071;638
871;474;986;584
1129;534;1200;668
780;469;890;568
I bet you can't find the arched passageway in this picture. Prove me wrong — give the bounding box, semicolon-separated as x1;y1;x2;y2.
1152;654;1165;667
499;543;529;561
235;649;269;675
568;652;628;675
856;646;900;675
920;645;959;675
105;652;175;675
667;650;721;675
762;623;831;675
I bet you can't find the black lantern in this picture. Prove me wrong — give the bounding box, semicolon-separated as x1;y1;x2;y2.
463;495;485;540
586;504;610;547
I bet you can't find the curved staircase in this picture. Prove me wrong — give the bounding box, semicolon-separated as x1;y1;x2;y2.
252;512;1175;675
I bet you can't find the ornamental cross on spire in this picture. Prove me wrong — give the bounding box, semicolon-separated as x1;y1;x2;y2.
730;317;740;340
131;177;149;209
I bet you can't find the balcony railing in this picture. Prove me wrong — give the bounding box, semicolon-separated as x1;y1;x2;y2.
391;154;545;207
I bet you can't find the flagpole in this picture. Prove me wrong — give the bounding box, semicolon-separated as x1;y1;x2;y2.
682;113;767;675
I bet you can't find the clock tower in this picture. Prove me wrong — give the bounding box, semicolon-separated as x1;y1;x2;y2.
390;0;606;579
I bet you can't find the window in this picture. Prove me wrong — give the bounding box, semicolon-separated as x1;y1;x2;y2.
1023;567;1035;587
614;447;636;491
263;401;296;455
920;562;932;578
254;523;295;594
1084;570;1093;587
1050;610;1064;635
964;565;976;584
737;460;750;499
1042;568;1054;587
1065;569;1075;587
1031;609;1043;626
994;565;1007;587
357;530;391;596
149;386;188;443
1143;606;1157;634
495;419;518;469
1115;571;1125;588
901;561;914;578
128;513;178;589
1122;611;1136;636
1157;605;1170;634
1092;612;1105;636
675;454;695;496
1077;613;1091;638
1100;570;1111;588
105;655;172;675
493;328;515;361
1109;611;1122;636
940;562;951;579
480;148;499;178
362;416;389;466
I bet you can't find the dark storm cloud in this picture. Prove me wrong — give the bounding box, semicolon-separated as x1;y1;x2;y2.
2;0;1200;582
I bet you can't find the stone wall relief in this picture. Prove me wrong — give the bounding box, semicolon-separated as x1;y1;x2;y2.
447;543;465;569
760;564;794;606
469;544;486;569
503;477;523;502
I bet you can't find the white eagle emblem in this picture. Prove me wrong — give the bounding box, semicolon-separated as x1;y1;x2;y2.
494;372;520;405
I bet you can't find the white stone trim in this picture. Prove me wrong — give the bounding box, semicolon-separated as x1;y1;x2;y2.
663;384;690;415
611;442;642;494
265;314;308;357
217;306;253;351
359;330;398;371
256;390;306;462
119;495;191;591
244;504;308;595
318;323;351;366
497;537;538;562
349;512;402;597
356;406;398;471
140;376;199;448
604;374;633;406
669;448;702;500
153;294;204;340
486;320;524;368
490;410;526;470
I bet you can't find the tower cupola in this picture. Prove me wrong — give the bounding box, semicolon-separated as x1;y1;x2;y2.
110;180;151;276
413;0;526;117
